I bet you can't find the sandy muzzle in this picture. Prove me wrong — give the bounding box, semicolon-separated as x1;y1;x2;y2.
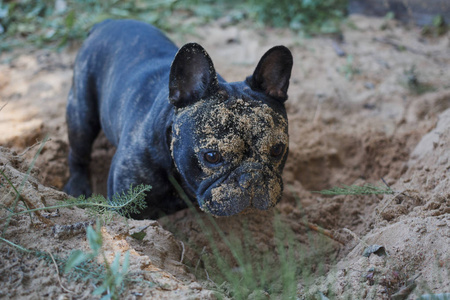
197;162;283;216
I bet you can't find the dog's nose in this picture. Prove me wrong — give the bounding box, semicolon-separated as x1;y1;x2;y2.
239;172;262;189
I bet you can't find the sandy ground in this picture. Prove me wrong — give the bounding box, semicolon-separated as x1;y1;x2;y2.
0;15;449;299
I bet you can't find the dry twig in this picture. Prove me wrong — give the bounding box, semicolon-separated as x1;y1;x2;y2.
17;138;52;157
47;251;77;295
20;194;54;226
195;246;207;274
373;37;445;63
304;221;346;245
342;228;368;247
179;241;185;264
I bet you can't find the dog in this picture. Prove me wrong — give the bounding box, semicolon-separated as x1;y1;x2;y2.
64;19;293;219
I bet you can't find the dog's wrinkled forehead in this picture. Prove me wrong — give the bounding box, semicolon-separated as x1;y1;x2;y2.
174;96;288;162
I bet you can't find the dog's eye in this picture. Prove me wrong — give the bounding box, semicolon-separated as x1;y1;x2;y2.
270;144;285;157
204;151;222;164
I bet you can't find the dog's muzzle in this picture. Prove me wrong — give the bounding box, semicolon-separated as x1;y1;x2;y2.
198;163;282;216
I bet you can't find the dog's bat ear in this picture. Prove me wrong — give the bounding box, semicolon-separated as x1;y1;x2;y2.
169;43;219;108
246;46;293;102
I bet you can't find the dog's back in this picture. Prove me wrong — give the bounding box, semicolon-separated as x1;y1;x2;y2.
65;20;179;199
72;19;178;145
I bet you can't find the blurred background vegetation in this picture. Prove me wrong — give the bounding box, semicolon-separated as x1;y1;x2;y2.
0;0;349;53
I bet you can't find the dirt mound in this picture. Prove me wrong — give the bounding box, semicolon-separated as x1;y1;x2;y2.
307;109;450;298
0;147;216;299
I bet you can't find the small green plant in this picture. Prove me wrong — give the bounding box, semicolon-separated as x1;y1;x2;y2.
403;65;435;95
313;182;394;195
1;184;150;225
339;54;360;80
68;184;150;223
380;11;395;30
422;15;448;36
65;219;130;300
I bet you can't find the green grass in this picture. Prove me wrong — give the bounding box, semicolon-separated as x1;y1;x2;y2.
65;219;131;300
0;0;179;52
196;216;315;299
0;0;349;53
168;176;336;299
248;0;348;35
165;178;413;298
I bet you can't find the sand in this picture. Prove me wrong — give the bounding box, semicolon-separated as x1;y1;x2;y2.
0;15;449;299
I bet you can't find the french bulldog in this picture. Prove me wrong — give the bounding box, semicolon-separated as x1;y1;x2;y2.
64;19;293;219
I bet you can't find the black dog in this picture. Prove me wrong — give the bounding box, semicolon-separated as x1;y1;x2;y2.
64;19;293;218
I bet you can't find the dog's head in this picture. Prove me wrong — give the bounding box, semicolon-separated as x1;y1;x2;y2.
169;43;293;216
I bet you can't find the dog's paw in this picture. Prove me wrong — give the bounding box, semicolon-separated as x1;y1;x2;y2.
63;174;92;198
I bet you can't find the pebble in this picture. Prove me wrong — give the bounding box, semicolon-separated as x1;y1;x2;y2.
189;282;203;291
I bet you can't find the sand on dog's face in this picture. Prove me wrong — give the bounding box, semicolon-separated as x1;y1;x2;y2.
171;95;288;216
